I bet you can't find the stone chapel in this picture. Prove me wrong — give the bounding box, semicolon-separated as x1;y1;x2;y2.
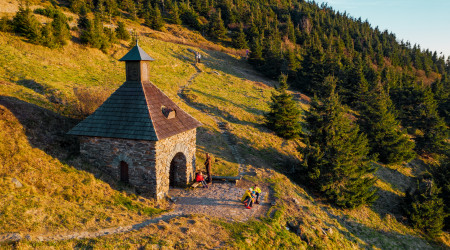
68;42;202;200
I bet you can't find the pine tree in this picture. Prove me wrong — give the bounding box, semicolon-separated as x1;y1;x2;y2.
52;11;70;46
302;82;378;208
145;5;164;31
209;9;227;39
115;21;130;40
41;22;56;48
358;83;415;164
248;36;263;65
170;3;182;25
405;176;446;238
287;16;296;44
232;23;247;49
264;74;302;139
431;154;450;230
12;6;41;44
77;5;89;30
414;87;449;154
151;5;165;31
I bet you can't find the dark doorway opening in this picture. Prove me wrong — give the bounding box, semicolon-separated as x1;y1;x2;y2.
120;161;129;183
169;152;187;187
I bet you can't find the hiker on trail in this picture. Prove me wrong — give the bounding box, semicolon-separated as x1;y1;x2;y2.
241;188;255;209
253;184;262;204
245;49;249;59
197;53;202;63
194;52;199;64
195;172;208;188
204;153;212;184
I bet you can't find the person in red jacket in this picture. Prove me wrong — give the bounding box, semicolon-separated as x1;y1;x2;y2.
195;172;208;188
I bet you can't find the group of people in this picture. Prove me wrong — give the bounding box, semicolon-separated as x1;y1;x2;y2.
241;184;262;209
193;152;262;210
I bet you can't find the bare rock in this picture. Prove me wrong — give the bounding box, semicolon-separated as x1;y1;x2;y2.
11;178;23;188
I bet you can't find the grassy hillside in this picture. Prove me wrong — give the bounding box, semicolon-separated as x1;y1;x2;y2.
0;101;163;236
0;5;449;248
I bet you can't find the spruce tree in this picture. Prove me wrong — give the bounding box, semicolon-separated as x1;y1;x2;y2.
302;82;378;208
12;6;41;44
232;23;247;49
77;5;89;30
51;11;70;46
414;87;449;154
248;36;263;65
264;74;302;139
41;22;56;48
209;9;227;40
358;83;415;164
115;21;130;40
405;176;446;238
171;3;182;25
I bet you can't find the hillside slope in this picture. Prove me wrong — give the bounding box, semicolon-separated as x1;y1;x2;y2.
0;15;448;249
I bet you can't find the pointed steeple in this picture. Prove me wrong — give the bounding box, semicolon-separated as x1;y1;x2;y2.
119;40;154;82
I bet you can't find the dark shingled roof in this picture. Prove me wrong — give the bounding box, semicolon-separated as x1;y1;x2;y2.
68;81;202;140
119;43;155;61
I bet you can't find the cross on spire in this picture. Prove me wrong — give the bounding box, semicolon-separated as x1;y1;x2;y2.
133;31;139;46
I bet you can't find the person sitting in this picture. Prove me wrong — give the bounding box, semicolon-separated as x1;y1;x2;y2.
241;188;254;209
195;172;208;188
253;184;262;204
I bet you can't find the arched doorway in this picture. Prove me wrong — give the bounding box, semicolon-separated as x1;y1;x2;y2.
169;152;187;187
120;161;129;183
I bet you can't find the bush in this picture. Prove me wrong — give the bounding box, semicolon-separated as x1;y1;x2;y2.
0;16;11;32
73;87;111;119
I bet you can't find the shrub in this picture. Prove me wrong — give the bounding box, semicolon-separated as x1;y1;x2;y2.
73;87;111;118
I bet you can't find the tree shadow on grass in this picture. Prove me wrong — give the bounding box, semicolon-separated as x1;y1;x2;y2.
0;95;137;194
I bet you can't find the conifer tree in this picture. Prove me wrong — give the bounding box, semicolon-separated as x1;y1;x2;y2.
302;81;378;208
170;3;182;25
115;21;130;40
232;23;247;49
41;22;56;48
52;11;70;46
249;36;263;65
287;16;296;44
12;5;41;44
77;5;89;30
209;9;227;39
264;74;302;139
432;154;450;230
358;83;415;164
151;5;165;31
405;176;446;238
414;87;449;154
145;5;165;31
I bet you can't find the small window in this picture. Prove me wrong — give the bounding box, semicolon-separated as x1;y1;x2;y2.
161;106;176;119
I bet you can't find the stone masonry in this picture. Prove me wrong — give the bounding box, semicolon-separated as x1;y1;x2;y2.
80;128;197;199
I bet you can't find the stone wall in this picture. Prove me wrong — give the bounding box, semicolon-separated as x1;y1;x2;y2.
79;128;197;200
155;129;197;200
79;137;158;196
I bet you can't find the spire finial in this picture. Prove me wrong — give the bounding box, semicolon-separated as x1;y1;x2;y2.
134;31;139;46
